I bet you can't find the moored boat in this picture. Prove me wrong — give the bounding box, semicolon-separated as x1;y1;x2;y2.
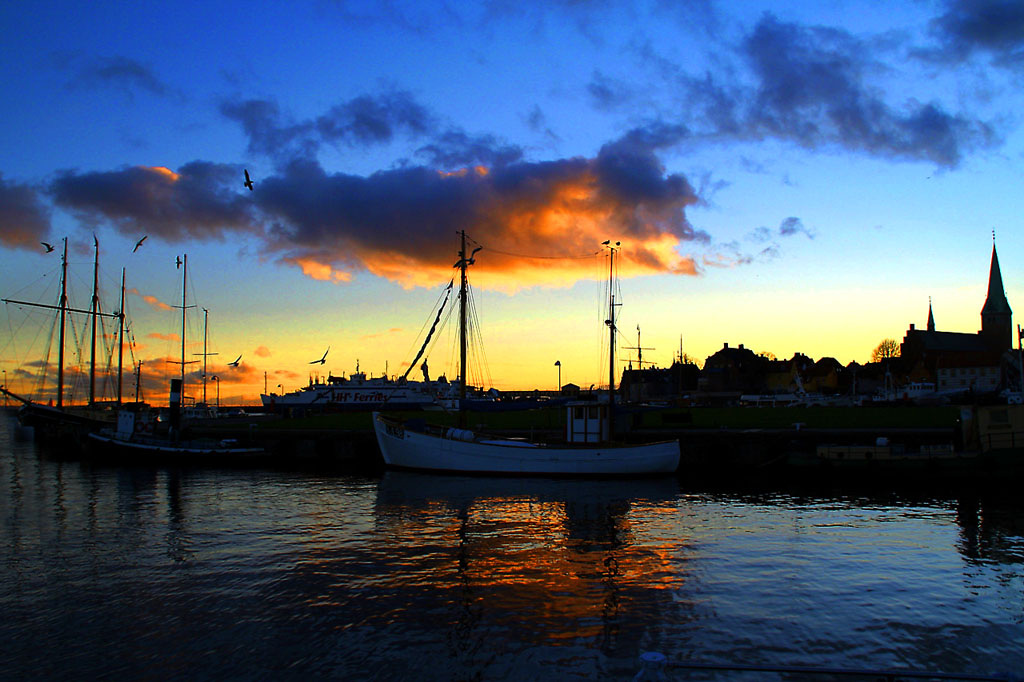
371;234;680;476
260;367;440;412
373;410;679;475
86;381;265;461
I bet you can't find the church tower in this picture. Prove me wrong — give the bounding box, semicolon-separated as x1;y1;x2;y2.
980;242;1013;350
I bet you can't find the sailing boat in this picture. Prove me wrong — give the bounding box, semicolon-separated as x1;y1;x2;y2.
86;254;264;459
372;234;680;476
3;237;127;438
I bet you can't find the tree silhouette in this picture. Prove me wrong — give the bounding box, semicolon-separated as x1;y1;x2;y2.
871;338;900;362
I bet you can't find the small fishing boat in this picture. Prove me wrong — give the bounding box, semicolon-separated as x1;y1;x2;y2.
373;411;679;475
372;233;680;476
86;379;265;460
83;255;263;462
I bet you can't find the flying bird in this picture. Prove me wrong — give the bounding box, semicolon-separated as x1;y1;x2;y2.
176;256;182;269
228;355;241;367
133;235;148;252
41;242;54;253
243;169;254;191
310;347;329;365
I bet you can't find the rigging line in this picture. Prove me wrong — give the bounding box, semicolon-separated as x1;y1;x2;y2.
465;285;490;390
401;278;454;373
403;280;454;380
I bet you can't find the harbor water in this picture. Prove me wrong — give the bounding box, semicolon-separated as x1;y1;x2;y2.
2;411;1023;680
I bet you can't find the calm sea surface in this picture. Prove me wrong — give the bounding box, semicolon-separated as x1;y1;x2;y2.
2;411;1023;681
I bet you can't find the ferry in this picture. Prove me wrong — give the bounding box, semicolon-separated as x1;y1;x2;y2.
260;367;442;412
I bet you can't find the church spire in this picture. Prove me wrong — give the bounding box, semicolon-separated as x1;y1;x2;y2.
981;238;1012;349
927;297;935;332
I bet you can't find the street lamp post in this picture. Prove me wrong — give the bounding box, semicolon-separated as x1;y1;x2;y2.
212;375;220;410
1018;324;1023;400
554;360;561;395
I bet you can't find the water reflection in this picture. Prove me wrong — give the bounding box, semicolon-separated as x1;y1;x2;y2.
3;412;1024;681
374;473;688;662
956;493;1024;565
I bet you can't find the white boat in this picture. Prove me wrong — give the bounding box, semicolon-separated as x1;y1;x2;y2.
373;412;679;475
260;367;440;411
371;233;680;476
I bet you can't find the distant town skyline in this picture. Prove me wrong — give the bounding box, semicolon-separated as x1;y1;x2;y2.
1;1;1022;402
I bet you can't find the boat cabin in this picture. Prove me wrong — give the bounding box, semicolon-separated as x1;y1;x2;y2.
566;403;609;443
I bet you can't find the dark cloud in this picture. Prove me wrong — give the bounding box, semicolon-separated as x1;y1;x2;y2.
931;0;1024;66
778;216;813;239
415;130;524;169
316;91;434;144
49;162;259;241
587;71;633;109
595;126;698;216
220;99;318;160
679;13;999;167
31;124;707;288
524;104;560;144
0;174;52;250
223;91;504;167
742;14;997;166
65;55;171;98
253;128;704;286
743;216;813;262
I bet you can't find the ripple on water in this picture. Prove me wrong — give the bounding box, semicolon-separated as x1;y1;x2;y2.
2;424;1023;680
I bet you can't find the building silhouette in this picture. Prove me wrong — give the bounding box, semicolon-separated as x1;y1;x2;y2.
899;242;1013;395
617;241;1016;404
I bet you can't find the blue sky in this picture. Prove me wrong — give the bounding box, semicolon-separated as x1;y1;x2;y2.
1;0;1023;402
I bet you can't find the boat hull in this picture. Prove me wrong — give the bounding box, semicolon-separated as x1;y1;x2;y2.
372;413;679;475
260;387;437;411
87;431;266;460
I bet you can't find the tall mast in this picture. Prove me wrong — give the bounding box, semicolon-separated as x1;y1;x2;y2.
135;361;143;403
202;308;208;405
2;237;119;407
453;231;481;426
459;230;468;415
57;238;68;408
170;254;197;404
89;235;99;405
607;242;617;414
117;268;125;405
180;254;187;389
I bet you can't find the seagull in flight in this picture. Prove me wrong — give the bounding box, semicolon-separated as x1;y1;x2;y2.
41;242;54;253
244;169;254;191
310;347;329;365
228;355;241;368
133;235;147;252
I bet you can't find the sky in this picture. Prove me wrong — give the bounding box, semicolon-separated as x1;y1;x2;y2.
1;0;1023;405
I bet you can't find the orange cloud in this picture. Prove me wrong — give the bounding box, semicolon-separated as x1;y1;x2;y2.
128;287;173;311
284;256;353;283
262;140;707;292
351;171;700;292
254;345;272;358
148;166;181;182
148;332;179;341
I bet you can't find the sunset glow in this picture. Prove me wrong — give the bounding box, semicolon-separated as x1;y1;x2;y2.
1;1;1022;404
